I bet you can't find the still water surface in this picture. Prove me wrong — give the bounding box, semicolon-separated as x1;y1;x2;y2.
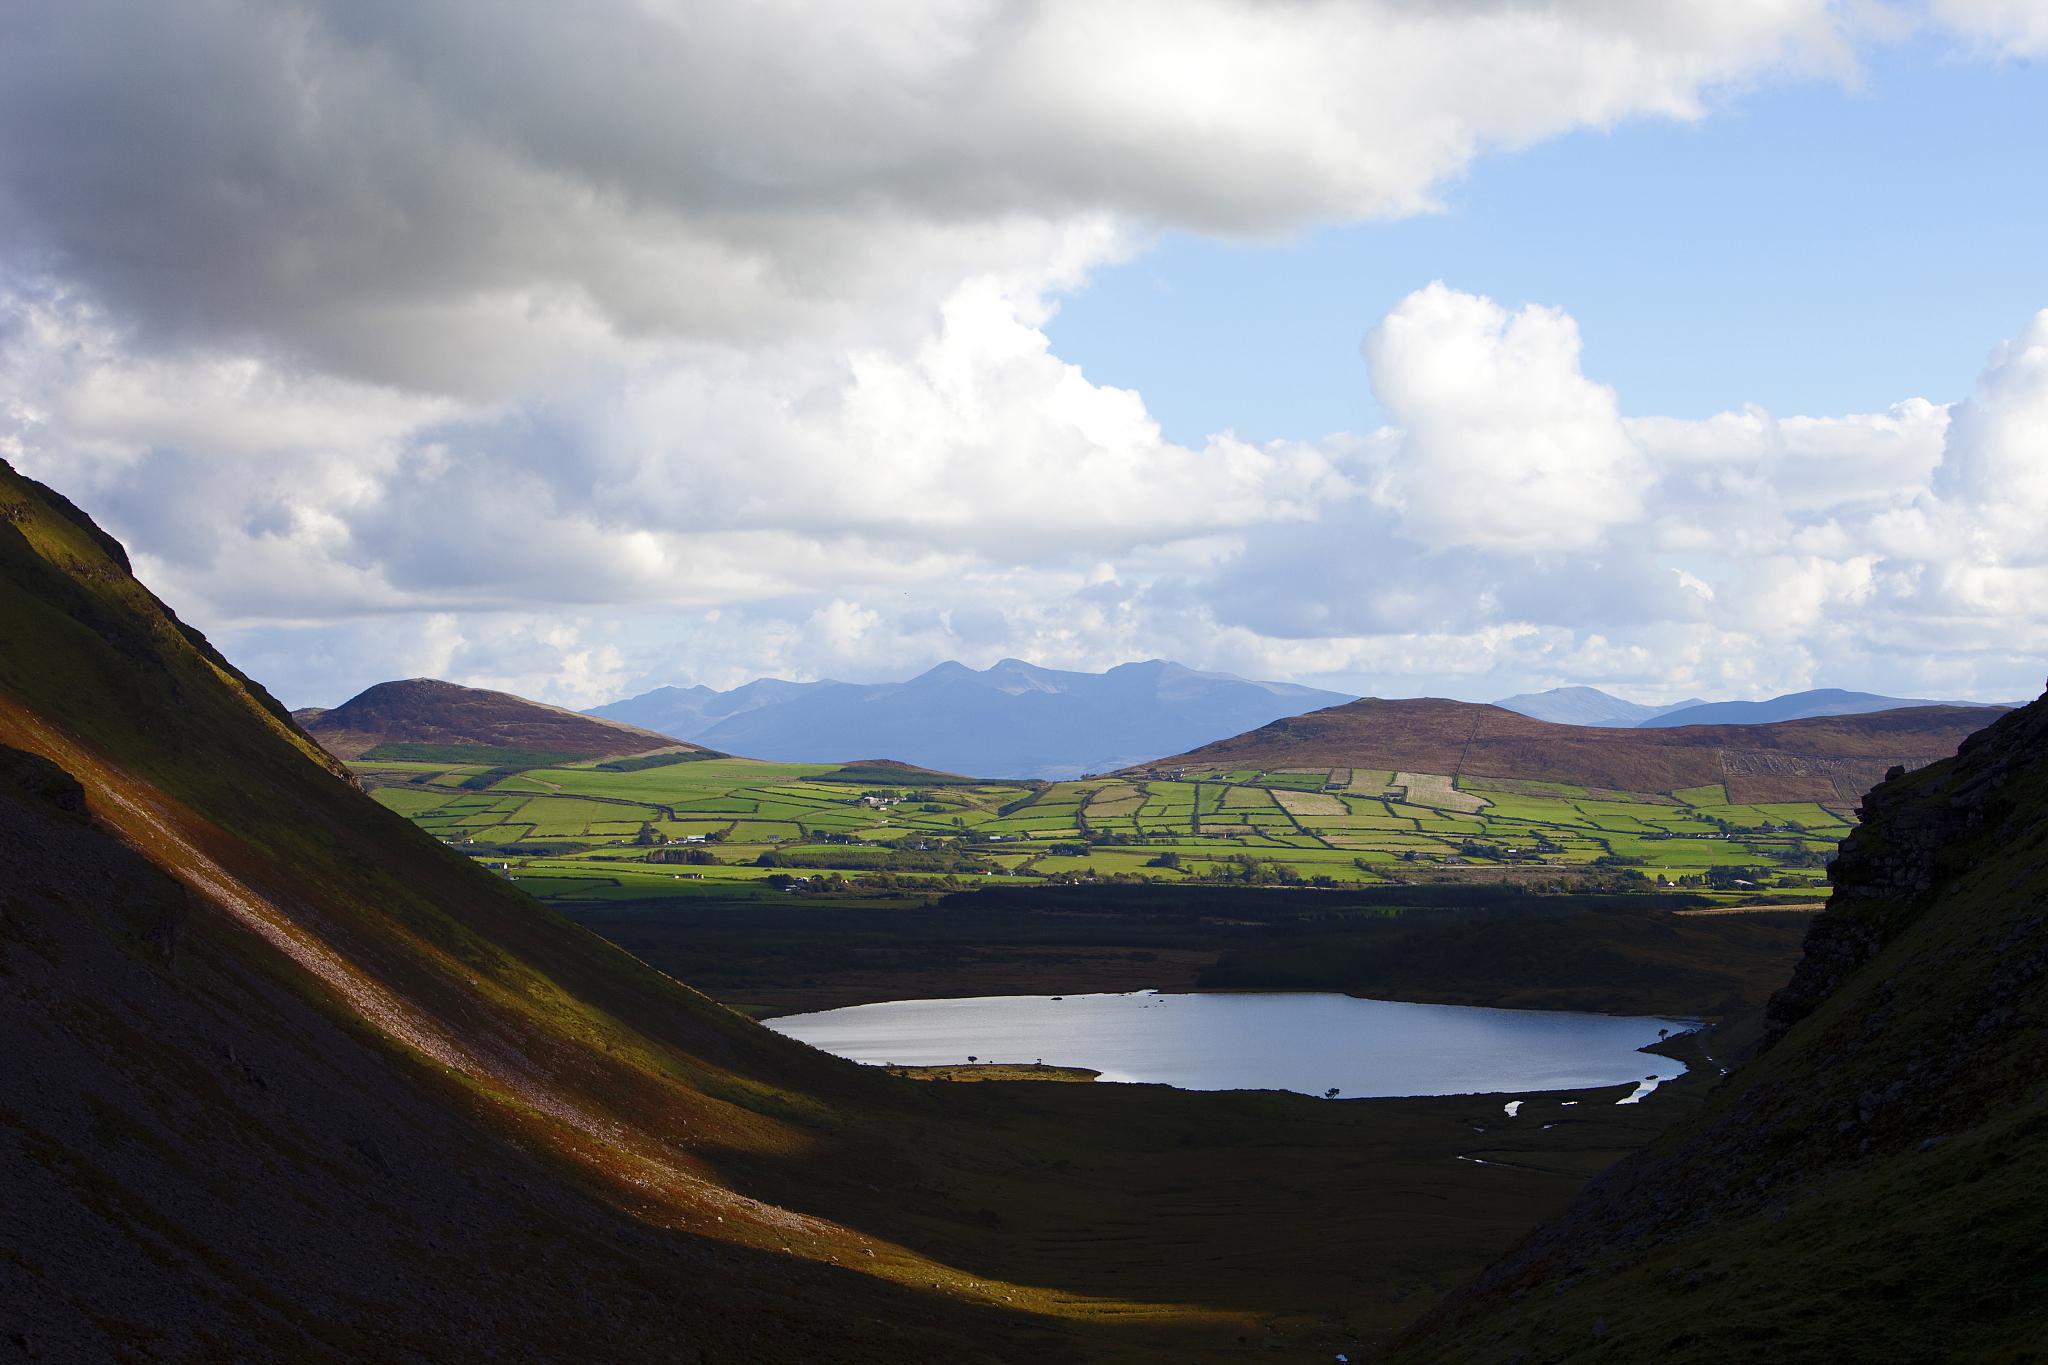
767;990;1693;1098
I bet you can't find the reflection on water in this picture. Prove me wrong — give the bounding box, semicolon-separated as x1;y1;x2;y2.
768;990;1695;1099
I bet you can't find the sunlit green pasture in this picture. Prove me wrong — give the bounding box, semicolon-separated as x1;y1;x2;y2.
358;752;1856;900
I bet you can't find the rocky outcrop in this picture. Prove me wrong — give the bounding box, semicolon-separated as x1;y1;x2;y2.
1764;699;2046;1045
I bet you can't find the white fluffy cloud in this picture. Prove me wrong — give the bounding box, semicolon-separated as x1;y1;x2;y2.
1933;309;2048;556
1366;283;1651;552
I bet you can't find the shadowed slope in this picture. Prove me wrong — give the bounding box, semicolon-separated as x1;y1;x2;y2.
0;463;1060;1361
1387;694;2048;1363
1135;696;1993;804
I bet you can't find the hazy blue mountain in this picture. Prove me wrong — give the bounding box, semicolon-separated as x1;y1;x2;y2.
1491;685;1704;727
1637;687;2006;728
585;677;831;738
589;659;1354;778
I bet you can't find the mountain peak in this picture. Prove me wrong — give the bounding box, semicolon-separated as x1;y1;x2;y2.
1640;688;2005;729
1492;685;1701;728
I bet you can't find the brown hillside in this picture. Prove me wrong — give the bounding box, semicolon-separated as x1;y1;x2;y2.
302;676;696;760
1131;696;1994;804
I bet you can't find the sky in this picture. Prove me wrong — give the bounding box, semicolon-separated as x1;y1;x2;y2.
3;1;2047;711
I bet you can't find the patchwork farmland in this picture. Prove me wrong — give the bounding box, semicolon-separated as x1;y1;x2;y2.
357;749;1850;903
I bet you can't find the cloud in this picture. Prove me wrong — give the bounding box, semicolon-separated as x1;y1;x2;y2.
1929;0;2048;55
1194;292;2048;705
4;275;1344;629
14;274;2048;711
3;3;2043;710
0;1;1849;395
1932;308;2048;558
1365;283;1651;552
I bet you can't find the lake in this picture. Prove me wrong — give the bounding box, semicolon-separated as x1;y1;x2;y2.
766;990;1694;1099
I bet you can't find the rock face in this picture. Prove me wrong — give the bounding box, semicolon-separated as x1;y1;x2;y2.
1389;695;2048;1363
1761;708;2036;1046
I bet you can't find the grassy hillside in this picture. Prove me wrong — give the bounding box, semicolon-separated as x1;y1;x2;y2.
1136;696;1990;806
0;463;1768;1359
1387;693;2048;1362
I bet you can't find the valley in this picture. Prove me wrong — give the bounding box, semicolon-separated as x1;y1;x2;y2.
12;11;2046;1361
0;455;1786;1361
8;452;2039;1362
359;752;1851;900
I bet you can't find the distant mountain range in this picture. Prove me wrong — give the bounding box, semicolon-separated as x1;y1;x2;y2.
1135;695;1997;806
1490;686;1705;727
588;659;1355;779
1636;687;2009;728
1495;684;2008;730
295;678;693;761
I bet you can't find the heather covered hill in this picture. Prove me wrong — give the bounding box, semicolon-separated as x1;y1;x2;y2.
1390;692;2048;1363
301;676;695;761
1134;696;1994;805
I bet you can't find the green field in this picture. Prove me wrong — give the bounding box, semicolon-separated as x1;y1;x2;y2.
358;753;1852;901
